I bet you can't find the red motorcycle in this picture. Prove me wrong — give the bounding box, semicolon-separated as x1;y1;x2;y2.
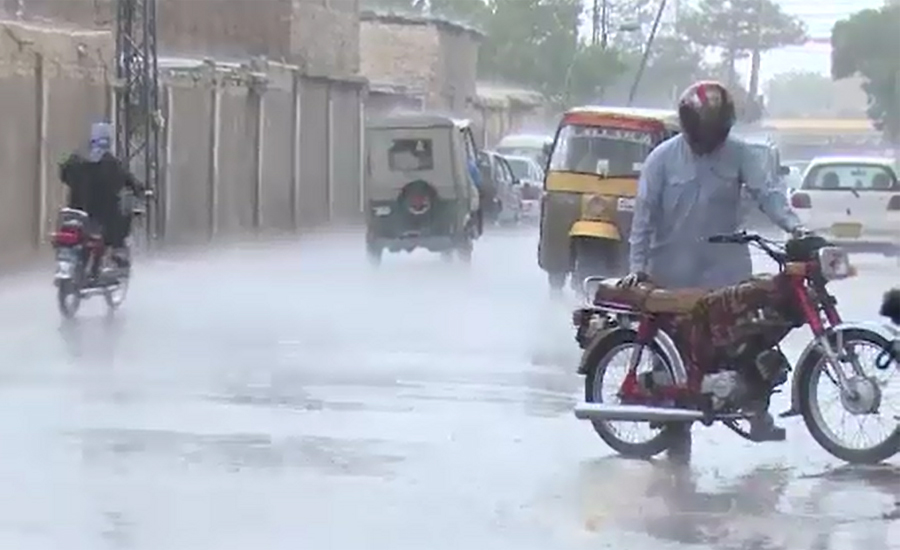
572;231;900;464
51;208;133;318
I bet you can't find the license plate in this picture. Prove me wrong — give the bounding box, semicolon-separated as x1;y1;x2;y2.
831;222;862;239
56;248;77;261
55;260;75;279
617;197;635;212
374;206;391;216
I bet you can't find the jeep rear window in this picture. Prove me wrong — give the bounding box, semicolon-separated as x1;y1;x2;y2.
388;139;434;172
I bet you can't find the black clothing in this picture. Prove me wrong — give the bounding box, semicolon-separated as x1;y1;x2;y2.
881;288;900;325
59;152;144;248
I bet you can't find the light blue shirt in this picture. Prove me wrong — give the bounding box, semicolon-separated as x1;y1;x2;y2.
468;158;481;189
629;134;802;290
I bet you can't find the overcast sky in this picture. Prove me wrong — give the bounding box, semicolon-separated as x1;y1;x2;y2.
738;0;884;85
586;0;886;86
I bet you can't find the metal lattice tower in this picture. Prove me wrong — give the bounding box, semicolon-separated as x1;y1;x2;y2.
115;0;160;241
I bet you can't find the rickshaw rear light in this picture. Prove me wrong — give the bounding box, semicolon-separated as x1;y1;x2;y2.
790;192;811;209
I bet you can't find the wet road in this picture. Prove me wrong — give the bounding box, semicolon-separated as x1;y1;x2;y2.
0;228;898;549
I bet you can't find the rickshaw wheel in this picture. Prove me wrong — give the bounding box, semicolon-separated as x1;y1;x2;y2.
366;244;382;267
457;240;473;263
572;238;623;287
548;272;566;292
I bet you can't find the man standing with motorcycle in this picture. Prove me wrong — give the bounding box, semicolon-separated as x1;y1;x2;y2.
623;81;810;449
59;121;149;273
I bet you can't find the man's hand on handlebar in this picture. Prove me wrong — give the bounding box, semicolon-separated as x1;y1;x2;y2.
707;230;755;244
790;226;813;240
618;271;650;288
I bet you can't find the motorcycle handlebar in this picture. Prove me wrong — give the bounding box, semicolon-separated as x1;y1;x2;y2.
707;231;756;244
708;231;786;263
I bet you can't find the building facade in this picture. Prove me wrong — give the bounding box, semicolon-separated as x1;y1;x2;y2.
7;0;360;78
359;10;482;115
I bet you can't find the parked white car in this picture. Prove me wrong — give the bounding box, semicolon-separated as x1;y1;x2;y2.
501;154;544;223
480;151;524;225
495;134;552;168
791;156;900;253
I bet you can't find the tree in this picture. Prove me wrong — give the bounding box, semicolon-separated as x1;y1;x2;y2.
566;43;628;104
601;0;657;53
831;4;900;142
764;71;837;117
365;0;629;106
680;0;806;101
478;0;626;105
429;0;490;22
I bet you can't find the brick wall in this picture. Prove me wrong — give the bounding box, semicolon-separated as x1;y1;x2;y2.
12;0;360;78
360;18;439;103
0;20;112;263
359;11;481;114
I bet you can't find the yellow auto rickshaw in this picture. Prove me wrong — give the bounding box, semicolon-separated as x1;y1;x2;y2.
538;106;680;291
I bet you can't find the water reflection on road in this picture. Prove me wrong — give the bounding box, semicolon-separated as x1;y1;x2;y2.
0;230;895;549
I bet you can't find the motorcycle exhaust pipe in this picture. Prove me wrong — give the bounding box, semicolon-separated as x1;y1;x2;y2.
574;403;705;423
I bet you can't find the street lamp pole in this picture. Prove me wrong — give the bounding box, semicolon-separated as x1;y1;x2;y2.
627;0;667;105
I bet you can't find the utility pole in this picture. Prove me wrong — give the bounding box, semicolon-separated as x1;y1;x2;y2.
115;0;161;243
747;0;764;102
628;0;667;105
591;0;611;47
600;0;609;48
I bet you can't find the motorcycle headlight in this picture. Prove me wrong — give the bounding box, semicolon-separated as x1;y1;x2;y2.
817;246;856;280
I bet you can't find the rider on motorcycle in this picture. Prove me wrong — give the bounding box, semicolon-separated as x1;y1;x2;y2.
882;288;900;325
624;81;810;443
59;121;147;271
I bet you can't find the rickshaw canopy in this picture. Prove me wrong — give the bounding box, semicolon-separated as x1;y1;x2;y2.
560;106;680;133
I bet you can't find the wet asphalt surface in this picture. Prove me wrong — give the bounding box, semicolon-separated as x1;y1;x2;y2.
0;227;898;549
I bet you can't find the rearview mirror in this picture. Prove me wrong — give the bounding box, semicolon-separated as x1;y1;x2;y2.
542;143;552;157
778;165;790;176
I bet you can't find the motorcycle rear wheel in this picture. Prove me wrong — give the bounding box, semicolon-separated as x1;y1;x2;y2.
57;280;81;319
583;328;684;459
798;328;900;464
104;272;130;310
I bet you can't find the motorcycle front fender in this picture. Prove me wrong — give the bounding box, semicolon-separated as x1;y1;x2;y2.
780;321;900;418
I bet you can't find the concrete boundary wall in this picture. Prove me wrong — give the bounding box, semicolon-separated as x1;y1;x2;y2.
0;20;112;265
0;21;368;265
157;58;367;245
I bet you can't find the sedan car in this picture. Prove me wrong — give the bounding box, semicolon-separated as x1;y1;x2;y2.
790;156;900;254
477;151;524;226
501;154;544;223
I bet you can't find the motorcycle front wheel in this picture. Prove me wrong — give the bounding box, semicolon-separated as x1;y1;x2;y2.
57;280;82;319
798;328;900;464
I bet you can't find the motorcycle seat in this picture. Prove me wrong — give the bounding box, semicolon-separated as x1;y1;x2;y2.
593;279;707;314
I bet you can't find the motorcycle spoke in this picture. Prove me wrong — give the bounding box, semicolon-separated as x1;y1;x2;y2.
808;341;900;451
